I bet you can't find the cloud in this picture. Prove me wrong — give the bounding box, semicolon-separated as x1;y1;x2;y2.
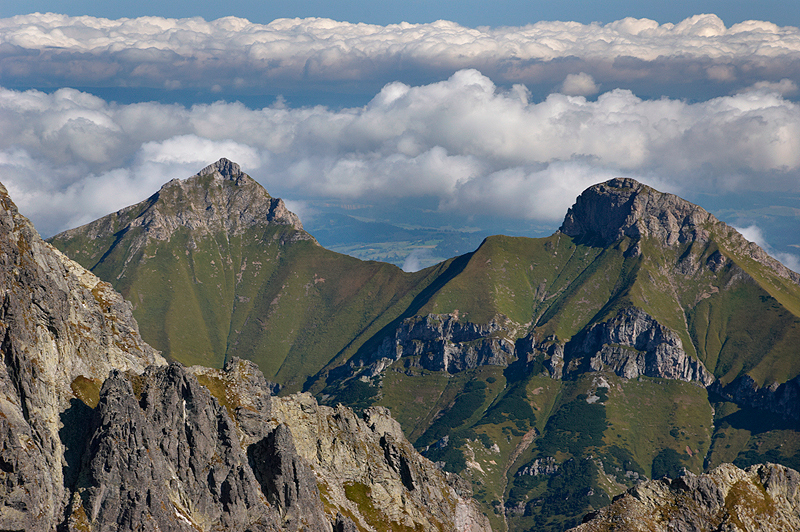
402;248;433;273
1;71;800;240
2;14;800;99
558;73;599;96
739;78;799;97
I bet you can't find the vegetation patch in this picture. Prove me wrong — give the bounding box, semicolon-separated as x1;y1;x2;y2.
604;444;645;478
651;448;687;479
477;380;535;432
512;458;611;532
337;377;380;412
70;376;101;408
537;394;607;457
343;482;425;532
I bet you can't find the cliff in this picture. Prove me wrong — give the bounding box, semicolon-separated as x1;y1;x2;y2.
0;182;164;530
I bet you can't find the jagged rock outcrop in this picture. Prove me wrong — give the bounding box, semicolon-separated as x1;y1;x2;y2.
66;364;280;531
265;393;492;532
57;354;491;532
190;359;490;531
370;313;519;374
249;424;331;531
569;463;800;532
0;182;165;531
565;307;714;386
516;457;559;477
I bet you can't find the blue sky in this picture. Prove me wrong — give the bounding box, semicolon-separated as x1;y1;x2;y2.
1;2;799;270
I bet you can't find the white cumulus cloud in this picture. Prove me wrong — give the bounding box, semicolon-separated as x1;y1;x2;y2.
558;73;600;96
1;71;799;240
735;224;800;272
1;13;800;98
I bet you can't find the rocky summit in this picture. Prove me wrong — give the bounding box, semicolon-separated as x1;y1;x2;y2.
48;161;800;531
0;180;490;531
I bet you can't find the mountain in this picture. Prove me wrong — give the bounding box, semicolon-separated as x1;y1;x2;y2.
50;158;446;391
0;179;490;530
568;462;800;531
50;164;800;531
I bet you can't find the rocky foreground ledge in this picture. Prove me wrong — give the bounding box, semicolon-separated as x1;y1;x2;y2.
63;359;491;531
569;462;800;532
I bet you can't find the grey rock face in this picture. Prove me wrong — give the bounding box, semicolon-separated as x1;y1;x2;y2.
68;364;278;531
190;357;278;447
559;177;715;248
566;307;714;386
333;513;358;532
0;182;164;530
191;362;491;532
55;352;482;532
371;313;519;374
560;177;800;284
267;393;493;532
569;462;800;532
70;371;186;532
516;457;559;477
248;424;331;531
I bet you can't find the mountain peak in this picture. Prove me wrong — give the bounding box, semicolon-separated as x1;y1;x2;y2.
560;178;800;284
150;159;310;240
49;160;315;273
559;178;713;248
197;157;243;180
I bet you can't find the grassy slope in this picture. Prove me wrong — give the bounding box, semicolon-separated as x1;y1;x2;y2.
52;215;449;391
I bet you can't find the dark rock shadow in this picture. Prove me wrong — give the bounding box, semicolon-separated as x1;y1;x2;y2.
58;397;94;491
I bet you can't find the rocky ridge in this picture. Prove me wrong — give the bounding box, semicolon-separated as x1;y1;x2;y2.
0;182;164;530
566;307;715;386
192;358;491;532
0;181;490;531
569;462;800;532
368;313;520;375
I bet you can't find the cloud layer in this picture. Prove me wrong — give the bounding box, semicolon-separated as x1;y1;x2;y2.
2;13;800;98
1;69;799;240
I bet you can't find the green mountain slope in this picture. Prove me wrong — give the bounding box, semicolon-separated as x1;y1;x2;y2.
49;159;444;390
319;178;800;530
51;167;800;531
